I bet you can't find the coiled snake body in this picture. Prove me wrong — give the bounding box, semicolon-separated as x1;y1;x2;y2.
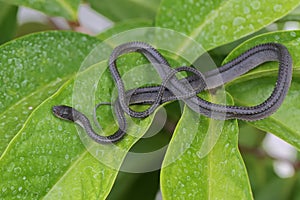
52;42;292;144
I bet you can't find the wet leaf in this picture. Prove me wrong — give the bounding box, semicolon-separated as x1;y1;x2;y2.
155;0;300;52
0;0;79;20
161;93;253;199
97;19;153;41
0;59;156;199
0;32;100;156
0;30;180;199
88;0;161;22
224;31;300;150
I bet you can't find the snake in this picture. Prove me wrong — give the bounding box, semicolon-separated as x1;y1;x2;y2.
52;41;292;144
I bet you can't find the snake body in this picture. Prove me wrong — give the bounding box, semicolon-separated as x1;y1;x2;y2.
52;41;292;144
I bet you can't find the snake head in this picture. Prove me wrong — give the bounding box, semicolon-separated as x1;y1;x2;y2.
52;105;76;122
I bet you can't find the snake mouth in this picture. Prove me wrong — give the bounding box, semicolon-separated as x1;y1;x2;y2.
52;105;60;114
52;105;75;121
52;106;62;117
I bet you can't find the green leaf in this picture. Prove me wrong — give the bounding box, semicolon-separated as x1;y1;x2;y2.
0;34;181;198
97;19;153;41
0;31;100;156
155;0;300;51
224;30;300;150
16;22;55;37
0;59;156;199
0;0;79;20
161;93;253;199
0;2;18;45
276;6;300;23
88;0;161;22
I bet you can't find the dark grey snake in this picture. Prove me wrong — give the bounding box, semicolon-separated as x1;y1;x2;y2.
52;41;292;144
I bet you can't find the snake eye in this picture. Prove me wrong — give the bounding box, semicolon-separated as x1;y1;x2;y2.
52;105;75;122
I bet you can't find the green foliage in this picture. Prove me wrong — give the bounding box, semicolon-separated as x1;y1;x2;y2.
161;93;252;199
88;0;161;22
156;0;300;50
0;32;100;156
0;0;79;20
225;31;300;150
0;2;18;45
97;19;153;41
1;1;300;200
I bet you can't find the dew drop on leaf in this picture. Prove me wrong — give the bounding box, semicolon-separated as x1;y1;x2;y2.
2;186;7;193
231;169;236;175
274;35;281;41
221;25;228;31
290;31;296;37
250;0;261;10
193;170;200;177
273;4;282;12
178;181;185;188
243;6;250;14
233;17;246;26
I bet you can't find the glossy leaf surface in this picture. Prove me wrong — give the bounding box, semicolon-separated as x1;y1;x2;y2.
225;31;300;150
156;0;300;51
0;0;79;20
88;0;161;22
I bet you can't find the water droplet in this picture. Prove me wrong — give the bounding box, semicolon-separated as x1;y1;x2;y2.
231;169;236;175
178;181;185;188
233;17;246;26
290;31;296;37
273;4;282;12
14;167;21;174
221;25;228;31
243;6;250;14
231;148;236;153
251;1;261;10
248;24;255;31
194;170;200;177
2;187;7;192
274;35;281;41
65;154;69;160
166;179;171;185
